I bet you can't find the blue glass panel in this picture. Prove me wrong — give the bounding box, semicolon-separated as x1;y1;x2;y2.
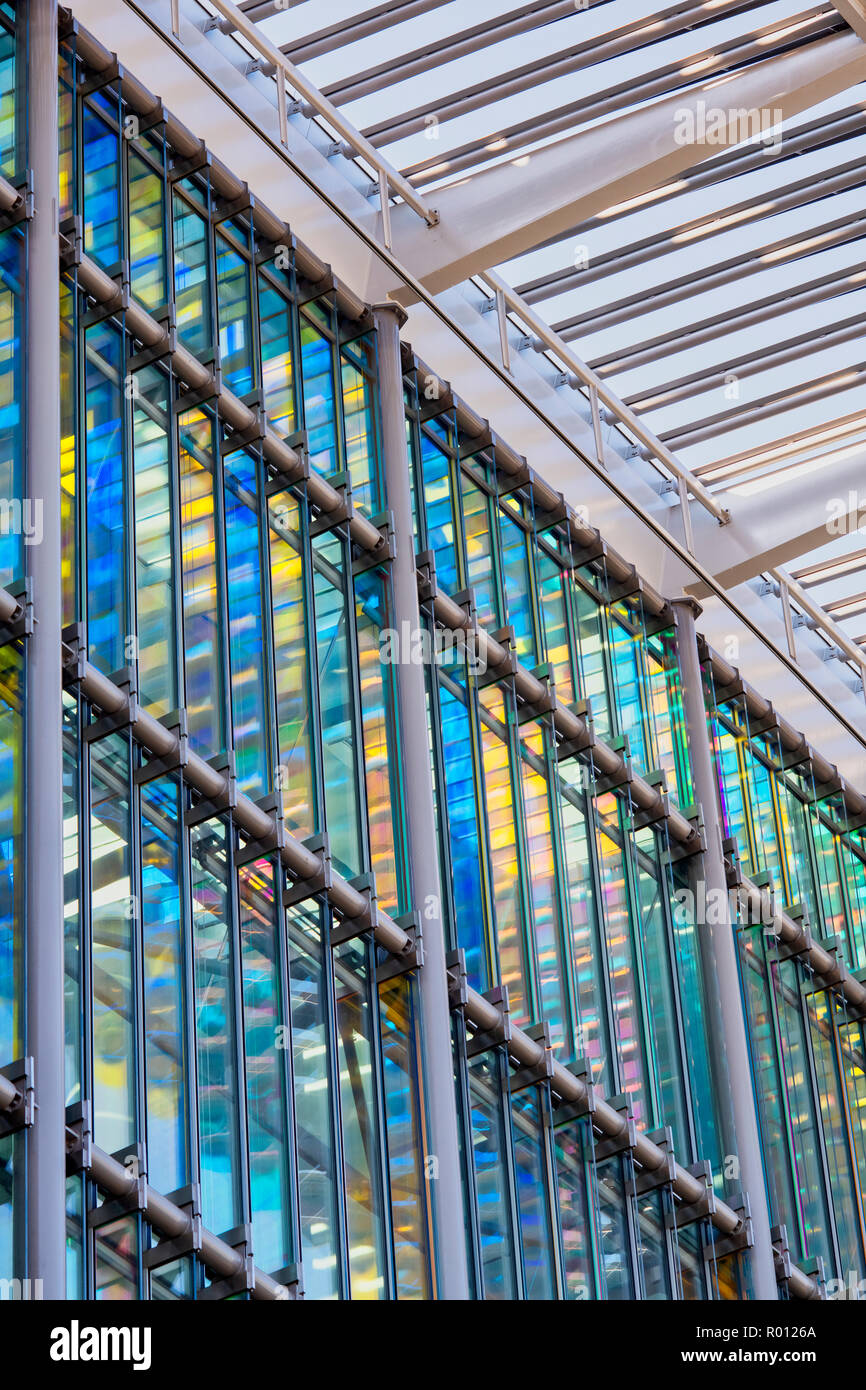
82;104;120;270
239;859;293;1275
216;232;253;397
438;679;489;992
224;450;268;798
190;819;242;1235
84;322;126;674
140;777;189;1197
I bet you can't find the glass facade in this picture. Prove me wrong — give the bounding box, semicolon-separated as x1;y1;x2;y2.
1;2;865;1304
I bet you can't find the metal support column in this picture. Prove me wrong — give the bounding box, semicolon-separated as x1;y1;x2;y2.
672;596;777;1299
26;0;66;1297
373;302;470;1300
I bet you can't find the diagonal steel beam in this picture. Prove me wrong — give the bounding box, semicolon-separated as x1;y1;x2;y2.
386;30;866;297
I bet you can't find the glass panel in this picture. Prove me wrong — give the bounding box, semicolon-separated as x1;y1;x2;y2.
129;150;166;311
132;364;175;716
510;1086;557;1299
190;818;241;1235
173;187;211;357
216;231;253;398
238;858;293;1276
596;1156;635;1299
378;975;432;1299
259;276;295;439
287;902;340;1300
554;1120;595;1300
85;322;127;674
178;409;224;756
354;567;404;915
341;340;378;517
95;1216;140;1300
89;732;135;1156
312;532;361;879
301;317;338;477
268;491;315;838
334;933;387;1300
140;776;188;1197
82;103;120;270
467;1050;518;1299
223;449;268;797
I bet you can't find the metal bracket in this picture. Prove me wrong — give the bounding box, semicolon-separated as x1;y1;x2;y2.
552;1057;596;1123
477;625;518;687
555;700;595;760
416;550;438;608
672;1160;716;1228
353;510;395;574
269;1262;304;1299
265;430;311;496
143;1184;204;1271
516;663;556;724
801;935;849;994
0;578;32;646
508;1021;555;1092
128;304;178;371
199;1224;256;1300
466;986;511;1057
662;807;705;863
184;752;237;825
169;140;211;183
310;471;353;537
82;665;140;743
88;1143;148;1228
81;259;130;327
235;793;286;866
133;709;189;784
628;1126;677;1196
0;173;33;232
706;1193;753;1258
593;1095;636;1161
221;392;267;456
65;1101;93;1176
445;948;468;1010
332;871;378;944
0;1057;34;1138
627;770;671;831
376;911;424;981
283;833;332;909
175;355;222;413
60;214;84;272
592;734;633;794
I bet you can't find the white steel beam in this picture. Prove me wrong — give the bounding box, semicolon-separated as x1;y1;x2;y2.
386;30;866;297
666;444;866;590
832;0;866;39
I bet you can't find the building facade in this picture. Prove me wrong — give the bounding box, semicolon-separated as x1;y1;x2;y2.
0;0;865;1301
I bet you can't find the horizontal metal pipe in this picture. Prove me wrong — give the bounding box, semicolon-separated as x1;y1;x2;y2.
786;1264;822;1301
69;16;367;321
74;250;386;556
0;1071;19;1111
74;658;411;954
88;1144;288;1298
431;589;700;848
0;173;21;212
0;586;22;624
737;873;866;1015
442;362;670;620
463;986;740;1234
708;645;866;819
